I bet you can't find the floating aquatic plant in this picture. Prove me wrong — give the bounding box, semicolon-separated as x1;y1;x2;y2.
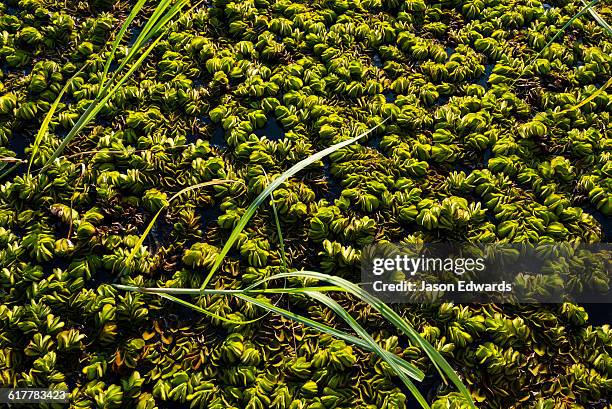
0;0;610;407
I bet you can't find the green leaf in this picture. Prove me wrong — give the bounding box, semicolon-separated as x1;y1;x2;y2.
202;117;390;288
514;0;600;84
123;180;233;269
28;64;88;175
156;292;262;325
113;284;425;381
245;271;476;408
98;0;149;94
305;291;430;408
565;1;612;113
582;0;612;36
39;0;194;172
564;76;612;113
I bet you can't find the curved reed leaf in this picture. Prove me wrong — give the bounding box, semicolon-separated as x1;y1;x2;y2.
306;291;430;408
39;0;193;172
98;0;149;95
202;117;390;288
564;76;612;113
244;271;477;408
268;181;288;274
116;267;472;402
114;283;426;381
111;90;465;409
582;0;612;35
233;293;426;381
123;179;233;269
24;0;150;176
513;0;600;85
27;64;87;175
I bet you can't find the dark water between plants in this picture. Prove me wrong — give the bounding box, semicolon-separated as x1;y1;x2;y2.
384;90;396;103
8;132;30;157
254;117;285;141
583;206;612;241
322;161;343;201
373;53;383;68
210;124;227;149
129;27;143;46
582;304;612;326
204;117;285;147
476;64;495;89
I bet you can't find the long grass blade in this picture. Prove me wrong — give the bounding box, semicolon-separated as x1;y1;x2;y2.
104;0;205;95
98;0;149;94
0;157;25;163
513;0;600;85
0;162;22;181
119;0;208;75
265;166;292;330
565;1;612;113
114;284;345;295
563;76;612;113
232;293;426;381
40;1;193;172
123;180;233;269
202;117;390;288
146;0;191;40
306;291;430;408
40;34;165;171
27;0;167;174
244;271;476;408
27;64;88;175
582;0;612;35
114;283;425;380
267;175;288;274
114;0;183;75
158;292;261;325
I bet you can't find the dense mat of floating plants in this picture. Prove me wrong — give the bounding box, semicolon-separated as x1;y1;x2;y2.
0;0;611;407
